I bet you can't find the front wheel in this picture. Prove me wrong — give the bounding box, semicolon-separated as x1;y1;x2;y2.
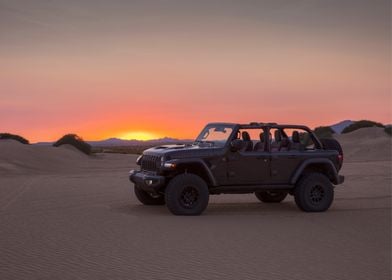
255;191;288;203
294;173;334;212
165;174;209;215
134;185;165;205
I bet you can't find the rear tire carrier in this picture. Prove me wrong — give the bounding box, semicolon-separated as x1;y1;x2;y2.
320;138;343;170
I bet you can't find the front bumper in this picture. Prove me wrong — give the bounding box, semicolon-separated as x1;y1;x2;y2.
129;170;166;192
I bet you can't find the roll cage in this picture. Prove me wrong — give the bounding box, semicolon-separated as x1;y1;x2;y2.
205;122;323;151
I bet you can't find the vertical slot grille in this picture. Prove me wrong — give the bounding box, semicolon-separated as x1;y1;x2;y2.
141;155;161;171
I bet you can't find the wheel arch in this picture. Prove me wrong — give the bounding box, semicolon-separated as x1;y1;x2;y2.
291;158;339;185
173;159;218;187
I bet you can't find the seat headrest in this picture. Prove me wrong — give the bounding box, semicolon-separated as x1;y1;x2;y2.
281;137;289;146
259;132;264;142
274;130;282;142
242;131;251;141
292;131;300;143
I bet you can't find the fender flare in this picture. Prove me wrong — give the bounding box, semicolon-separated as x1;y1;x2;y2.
290;158;339;185
168;158;218;186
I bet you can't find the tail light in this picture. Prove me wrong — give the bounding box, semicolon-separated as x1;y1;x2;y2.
337;154;343;165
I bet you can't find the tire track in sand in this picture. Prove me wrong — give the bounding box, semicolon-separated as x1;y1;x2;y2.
0;177;40;212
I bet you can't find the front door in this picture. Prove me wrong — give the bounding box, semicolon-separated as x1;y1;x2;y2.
225;150;270;185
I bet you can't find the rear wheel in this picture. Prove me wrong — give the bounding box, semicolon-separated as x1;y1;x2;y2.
255;191;288;203
134;185;165;205
165;173;209;215
294;173;334;212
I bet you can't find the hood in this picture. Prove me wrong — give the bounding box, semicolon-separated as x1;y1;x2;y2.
142;144;224;159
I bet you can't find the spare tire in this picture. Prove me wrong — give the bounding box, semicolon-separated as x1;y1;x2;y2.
320;138;343;170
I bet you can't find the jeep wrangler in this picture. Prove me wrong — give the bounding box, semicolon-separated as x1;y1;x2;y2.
129;122;344;215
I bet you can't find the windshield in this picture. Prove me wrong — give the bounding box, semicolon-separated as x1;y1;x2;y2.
194;124;234;147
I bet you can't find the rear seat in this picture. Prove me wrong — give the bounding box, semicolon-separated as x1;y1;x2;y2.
279;138;290;151
254;132;265;151
241;131;253;151
290;131;304;151
271;130;281;152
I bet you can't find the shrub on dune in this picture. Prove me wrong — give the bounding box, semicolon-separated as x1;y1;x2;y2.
342;120;384;134
0;133;30;144
314;126;334;139
53;134;92;155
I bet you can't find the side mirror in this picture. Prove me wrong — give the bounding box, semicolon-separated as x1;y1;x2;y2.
230;139;244;152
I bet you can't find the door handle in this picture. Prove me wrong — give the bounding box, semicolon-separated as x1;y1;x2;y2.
288;155;298;159
256;157;269;161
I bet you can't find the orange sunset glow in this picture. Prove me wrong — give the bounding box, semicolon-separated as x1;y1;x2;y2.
119;131;162;141
0;0;390;142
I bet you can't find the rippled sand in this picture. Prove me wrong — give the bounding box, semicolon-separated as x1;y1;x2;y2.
0;138;391;280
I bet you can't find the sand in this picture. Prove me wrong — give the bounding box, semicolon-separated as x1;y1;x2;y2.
334;127;392;161
0;130;391;280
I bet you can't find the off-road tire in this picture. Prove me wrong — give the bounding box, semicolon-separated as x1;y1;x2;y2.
255;191;288;203
294;173;334;212
165;173;209;215
134;185;165;205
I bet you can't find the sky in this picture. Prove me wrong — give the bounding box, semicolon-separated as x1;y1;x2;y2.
0;0;390;142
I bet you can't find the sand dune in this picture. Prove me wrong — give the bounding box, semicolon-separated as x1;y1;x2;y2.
0;130;391;280
334;127;391;161
0;140;89;175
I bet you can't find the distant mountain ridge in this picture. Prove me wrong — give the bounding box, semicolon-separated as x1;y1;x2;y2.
87;137;193;147
35;137;193;146
329;120;354;134
33;119;385;145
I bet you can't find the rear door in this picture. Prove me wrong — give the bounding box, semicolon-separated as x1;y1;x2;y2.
267;128;315;184
269;151;303;184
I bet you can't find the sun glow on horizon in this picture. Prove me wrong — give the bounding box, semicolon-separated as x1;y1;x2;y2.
118;131;161;141
0;1;390;142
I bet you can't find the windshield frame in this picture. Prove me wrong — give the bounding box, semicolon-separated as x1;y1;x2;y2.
194;123;237;148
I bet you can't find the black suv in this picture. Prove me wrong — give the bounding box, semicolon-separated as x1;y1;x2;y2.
129;122;344;215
